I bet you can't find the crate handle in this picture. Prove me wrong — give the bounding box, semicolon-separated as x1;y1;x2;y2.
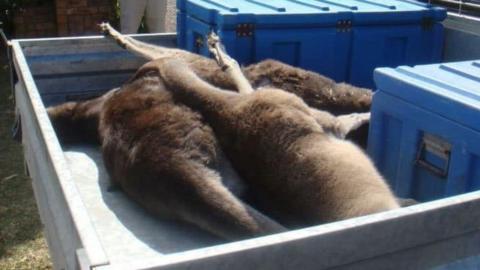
415;134;451;178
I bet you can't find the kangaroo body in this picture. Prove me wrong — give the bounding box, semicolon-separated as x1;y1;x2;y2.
147;58;399;226
48;73;285;240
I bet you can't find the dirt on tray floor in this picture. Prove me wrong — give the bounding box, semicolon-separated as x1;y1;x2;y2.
0;47;52;269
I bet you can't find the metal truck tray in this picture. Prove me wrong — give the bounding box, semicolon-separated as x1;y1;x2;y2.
8;31;480;269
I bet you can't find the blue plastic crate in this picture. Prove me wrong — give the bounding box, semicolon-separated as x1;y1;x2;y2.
177;11;187;49
176;0;446;88
368;60;480;202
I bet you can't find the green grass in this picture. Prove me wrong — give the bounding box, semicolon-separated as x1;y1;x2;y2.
0;47;52;269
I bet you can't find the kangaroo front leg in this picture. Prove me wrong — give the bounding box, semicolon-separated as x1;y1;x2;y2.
309;109;370;139
207;32;254;94
336;112;370;139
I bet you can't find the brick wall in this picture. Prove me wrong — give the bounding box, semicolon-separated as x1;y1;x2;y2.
12;0;115;38
56;0;115;36
13;5;57;38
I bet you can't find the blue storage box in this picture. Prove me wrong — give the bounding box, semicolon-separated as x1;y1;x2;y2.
368;60;480;202
176;0;446;88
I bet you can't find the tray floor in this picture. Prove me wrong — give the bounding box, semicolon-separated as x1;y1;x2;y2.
63;145;222;265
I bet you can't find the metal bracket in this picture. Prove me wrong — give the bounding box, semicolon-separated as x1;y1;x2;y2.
0;28;11;48
415;134;451;178
195;36;204;49
336;20;352;33
236;23;255;37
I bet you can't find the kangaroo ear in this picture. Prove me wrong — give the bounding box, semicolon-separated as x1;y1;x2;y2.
127;61;161;83
129;58;190;84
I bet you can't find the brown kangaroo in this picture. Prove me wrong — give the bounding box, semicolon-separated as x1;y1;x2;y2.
100;23;372;116
140;58;399;227
48;71;286;240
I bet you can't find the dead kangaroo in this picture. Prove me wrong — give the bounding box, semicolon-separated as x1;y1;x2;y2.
144;58;400;227
101;23;372;115
48;71;286;240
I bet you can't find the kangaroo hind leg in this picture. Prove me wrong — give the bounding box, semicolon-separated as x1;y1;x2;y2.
164;160;286;240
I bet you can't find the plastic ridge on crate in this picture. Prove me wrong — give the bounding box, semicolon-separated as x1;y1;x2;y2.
368;59;480;202
177;0;446;88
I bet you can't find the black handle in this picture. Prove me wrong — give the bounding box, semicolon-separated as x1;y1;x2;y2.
415;134;451;178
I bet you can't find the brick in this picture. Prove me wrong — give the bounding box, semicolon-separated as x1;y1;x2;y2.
69;23;85;35
14;24;26;34
74;7;93;15
33;15;46;23
70;15;83;25
51;0;115;36
98;6;112;13
58;29;69;36
57;7;68;16
35;7;49;15
56;0;67;9
57;14;68;23
69;0;87;7
13;16;24;24
37;22;50;30
12;3;57;38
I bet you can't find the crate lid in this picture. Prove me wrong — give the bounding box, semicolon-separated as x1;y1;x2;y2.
374;60;480;132
178;0;446;28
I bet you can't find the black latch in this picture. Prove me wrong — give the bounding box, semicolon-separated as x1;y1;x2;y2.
336;20;352;33
415;134;451;178
195;36;204;49
236;24;255;37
